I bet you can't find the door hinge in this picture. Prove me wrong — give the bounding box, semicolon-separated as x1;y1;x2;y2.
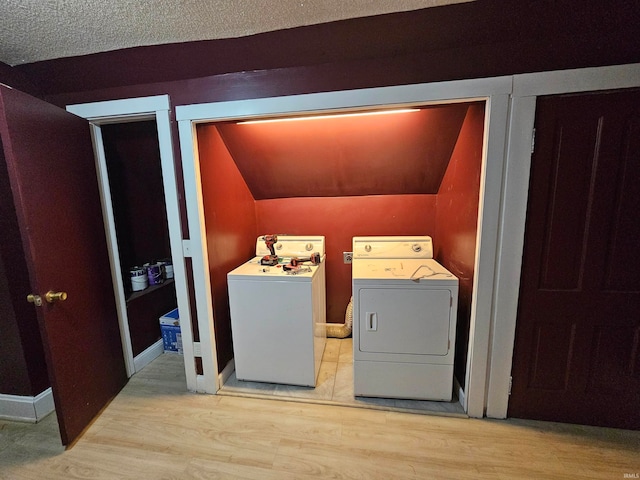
531;127;536;154
193;341;202;357
508;376;513;395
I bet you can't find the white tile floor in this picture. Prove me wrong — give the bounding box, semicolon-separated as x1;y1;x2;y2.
220;337;466;417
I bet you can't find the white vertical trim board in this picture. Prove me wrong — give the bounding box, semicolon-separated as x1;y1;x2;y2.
484;96;536;419
177;119;219;393
463;93;510;418
156;108;198;390
88;123;135;377
0;388;54;423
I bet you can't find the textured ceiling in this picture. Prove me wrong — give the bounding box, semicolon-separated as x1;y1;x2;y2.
0;0;471;66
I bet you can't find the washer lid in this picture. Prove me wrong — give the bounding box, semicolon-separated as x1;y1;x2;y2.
352;258;458;285
352;236;433;259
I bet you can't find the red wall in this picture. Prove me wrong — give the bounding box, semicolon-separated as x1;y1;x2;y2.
256;195;438;324
197;125;258;368
435;104;486;387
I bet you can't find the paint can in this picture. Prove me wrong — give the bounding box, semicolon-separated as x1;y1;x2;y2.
130;266;148;292
146;262;164;286
162;261;174;279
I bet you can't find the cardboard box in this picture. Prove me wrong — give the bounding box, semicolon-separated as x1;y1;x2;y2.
159;308;182;354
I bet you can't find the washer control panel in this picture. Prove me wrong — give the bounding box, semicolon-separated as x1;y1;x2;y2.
255;235;325;257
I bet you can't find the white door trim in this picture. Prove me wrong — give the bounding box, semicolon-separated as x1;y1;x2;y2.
485;62;640;419
65;96;195;388
177;119;219;392
176;76;512;412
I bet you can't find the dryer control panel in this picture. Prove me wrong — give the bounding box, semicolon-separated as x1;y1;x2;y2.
352;236;433;259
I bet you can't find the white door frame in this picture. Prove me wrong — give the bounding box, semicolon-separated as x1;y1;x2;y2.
66;96;194;388
175;76;512;416
485;63;640;418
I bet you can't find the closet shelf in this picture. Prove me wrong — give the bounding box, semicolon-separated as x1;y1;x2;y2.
126;278;175;304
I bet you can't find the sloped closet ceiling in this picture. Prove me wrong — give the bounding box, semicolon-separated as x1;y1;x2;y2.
216;103;470;199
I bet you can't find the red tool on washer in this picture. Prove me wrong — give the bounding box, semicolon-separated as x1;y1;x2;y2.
283;252;322;273
290;252;321;266
260;234;279;266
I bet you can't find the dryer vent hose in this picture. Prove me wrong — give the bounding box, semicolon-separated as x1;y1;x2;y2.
326;296;353;338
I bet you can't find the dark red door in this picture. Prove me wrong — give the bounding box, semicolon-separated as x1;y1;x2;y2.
509;89;640;429
0;85;127;445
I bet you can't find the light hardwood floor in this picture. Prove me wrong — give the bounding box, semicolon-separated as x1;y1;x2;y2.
1;353;639;479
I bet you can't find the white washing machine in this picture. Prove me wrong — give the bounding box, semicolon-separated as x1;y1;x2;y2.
227;235;326;386
352;236;458;401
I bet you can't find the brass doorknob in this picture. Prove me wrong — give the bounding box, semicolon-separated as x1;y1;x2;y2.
45;291;68;303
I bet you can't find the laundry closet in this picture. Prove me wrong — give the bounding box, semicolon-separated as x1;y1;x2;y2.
185;99;486;399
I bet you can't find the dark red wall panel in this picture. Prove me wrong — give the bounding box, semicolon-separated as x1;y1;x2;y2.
0;129;49;396
256;195;437;324
435;103;485;388
0;61;42;98
102;121;172;274
0;242;48;396
197;124;258;368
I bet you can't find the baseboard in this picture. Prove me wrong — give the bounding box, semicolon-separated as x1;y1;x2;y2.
453;376;466;412
0;387;55;423
218;358;235;390
134;339;164;373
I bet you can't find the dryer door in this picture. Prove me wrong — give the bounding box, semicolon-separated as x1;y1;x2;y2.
358;288;452;355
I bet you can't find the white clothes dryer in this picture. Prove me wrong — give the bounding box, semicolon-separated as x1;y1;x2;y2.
227;235;326;386
352;236;458;401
